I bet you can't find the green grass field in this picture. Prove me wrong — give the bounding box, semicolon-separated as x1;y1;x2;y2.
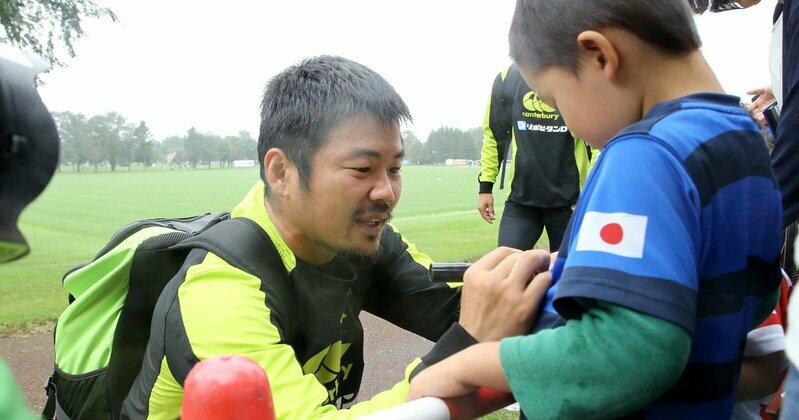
0;165;549;334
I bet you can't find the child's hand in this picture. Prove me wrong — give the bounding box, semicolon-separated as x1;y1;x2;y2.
459;247;552;342
407;352;474;401
407;342;506;401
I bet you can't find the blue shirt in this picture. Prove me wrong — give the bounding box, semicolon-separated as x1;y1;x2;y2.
536;93;783;418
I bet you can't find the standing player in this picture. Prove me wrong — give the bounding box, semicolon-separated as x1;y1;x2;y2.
477;64;595;251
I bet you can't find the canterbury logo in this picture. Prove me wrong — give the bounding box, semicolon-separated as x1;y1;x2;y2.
522;91;556;113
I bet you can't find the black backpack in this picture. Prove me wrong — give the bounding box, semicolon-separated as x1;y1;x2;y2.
43;213;294;419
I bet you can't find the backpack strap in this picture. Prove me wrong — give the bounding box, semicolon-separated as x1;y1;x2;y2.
42;375;68;420
496;65;523;190
167;217;299;382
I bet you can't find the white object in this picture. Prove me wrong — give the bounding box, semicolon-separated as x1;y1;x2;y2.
358;397;450;420
575;211;648;258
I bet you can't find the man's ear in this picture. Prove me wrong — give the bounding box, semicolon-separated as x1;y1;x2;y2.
576;30;619;82
263;148;293;197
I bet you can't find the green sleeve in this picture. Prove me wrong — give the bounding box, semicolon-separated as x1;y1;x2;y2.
499;302;690;418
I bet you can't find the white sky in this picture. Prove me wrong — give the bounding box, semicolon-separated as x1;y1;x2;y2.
37;0;778;142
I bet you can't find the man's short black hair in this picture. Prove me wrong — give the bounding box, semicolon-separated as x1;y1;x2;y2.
258;56;411;194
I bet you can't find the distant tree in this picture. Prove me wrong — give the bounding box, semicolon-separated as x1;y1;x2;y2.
130;121;155;169
423;127;483;163
230;130;257;161
118;127;135;169
403;131;424;164
217;137;235;167
183;128;203;169
401;130;419;144
85;116;105;171
203;134;223;168
183;128;219;168
426;127;457;162
87;112;127;171
53;111;90;171
159;135;184;156
0;0;117;68
465;127;483;160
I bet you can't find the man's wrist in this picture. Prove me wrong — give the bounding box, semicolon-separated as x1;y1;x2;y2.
479;182;494;194
410;323;478;380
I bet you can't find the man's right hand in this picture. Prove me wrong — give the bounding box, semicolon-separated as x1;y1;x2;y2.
477;193;496;224
459;247;552;342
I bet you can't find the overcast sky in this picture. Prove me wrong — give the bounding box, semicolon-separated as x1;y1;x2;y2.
37;0;777;141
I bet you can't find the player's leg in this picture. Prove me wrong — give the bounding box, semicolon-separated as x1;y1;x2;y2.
497;201;543;250
541;205;574;252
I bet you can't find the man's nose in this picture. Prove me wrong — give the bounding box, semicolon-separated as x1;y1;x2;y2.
370;171;397;203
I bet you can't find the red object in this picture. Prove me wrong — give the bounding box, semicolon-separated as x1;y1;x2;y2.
182;355;275;420
443;388;516;420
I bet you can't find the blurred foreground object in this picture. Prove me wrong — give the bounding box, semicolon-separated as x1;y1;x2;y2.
182;355;275;420
0;43;59;262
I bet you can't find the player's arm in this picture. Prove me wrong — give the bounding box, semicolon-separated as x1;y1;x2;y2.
478;71;510;223
365;229;553;379
409;301;689;419
478;71;506;188
362;224;461;341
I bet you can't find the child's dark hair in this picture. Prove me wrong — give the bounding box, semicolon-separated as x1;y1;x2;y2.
509;0;702;73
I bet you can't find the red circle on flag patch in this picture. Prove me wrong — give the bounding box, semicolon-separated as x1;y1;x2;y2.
600;223;624;245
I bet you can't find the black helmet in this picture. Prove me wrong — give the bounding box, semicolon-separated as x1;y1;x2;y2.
0;45;59;263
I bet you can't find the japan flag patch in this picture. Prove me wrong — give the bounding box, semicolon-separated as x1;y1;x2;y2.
575;211;648;258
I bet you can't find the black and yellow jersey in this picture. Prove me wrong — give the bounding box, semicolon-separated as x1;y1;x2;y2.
478;65;597;208
121;182;464;419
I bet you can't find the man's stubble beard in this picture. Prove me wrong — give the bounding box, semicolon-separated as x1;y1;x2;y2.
332;201;392;264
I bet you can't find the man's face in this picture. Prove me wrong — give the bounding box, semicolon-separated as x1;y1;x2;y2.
284;114;403;264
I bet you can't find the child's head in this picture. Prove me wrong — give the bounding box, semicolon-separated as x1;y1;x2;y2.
508;0;705;147
509;0;700;74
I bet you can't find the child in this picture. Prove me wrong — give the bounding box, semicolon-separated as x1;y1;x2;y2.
407;0;784;417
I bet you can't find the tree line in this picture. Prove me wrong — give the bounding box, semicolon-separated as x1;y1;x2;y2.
53;111;258;171
53;111;484;171
403;127;483;164
4;2;487;170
